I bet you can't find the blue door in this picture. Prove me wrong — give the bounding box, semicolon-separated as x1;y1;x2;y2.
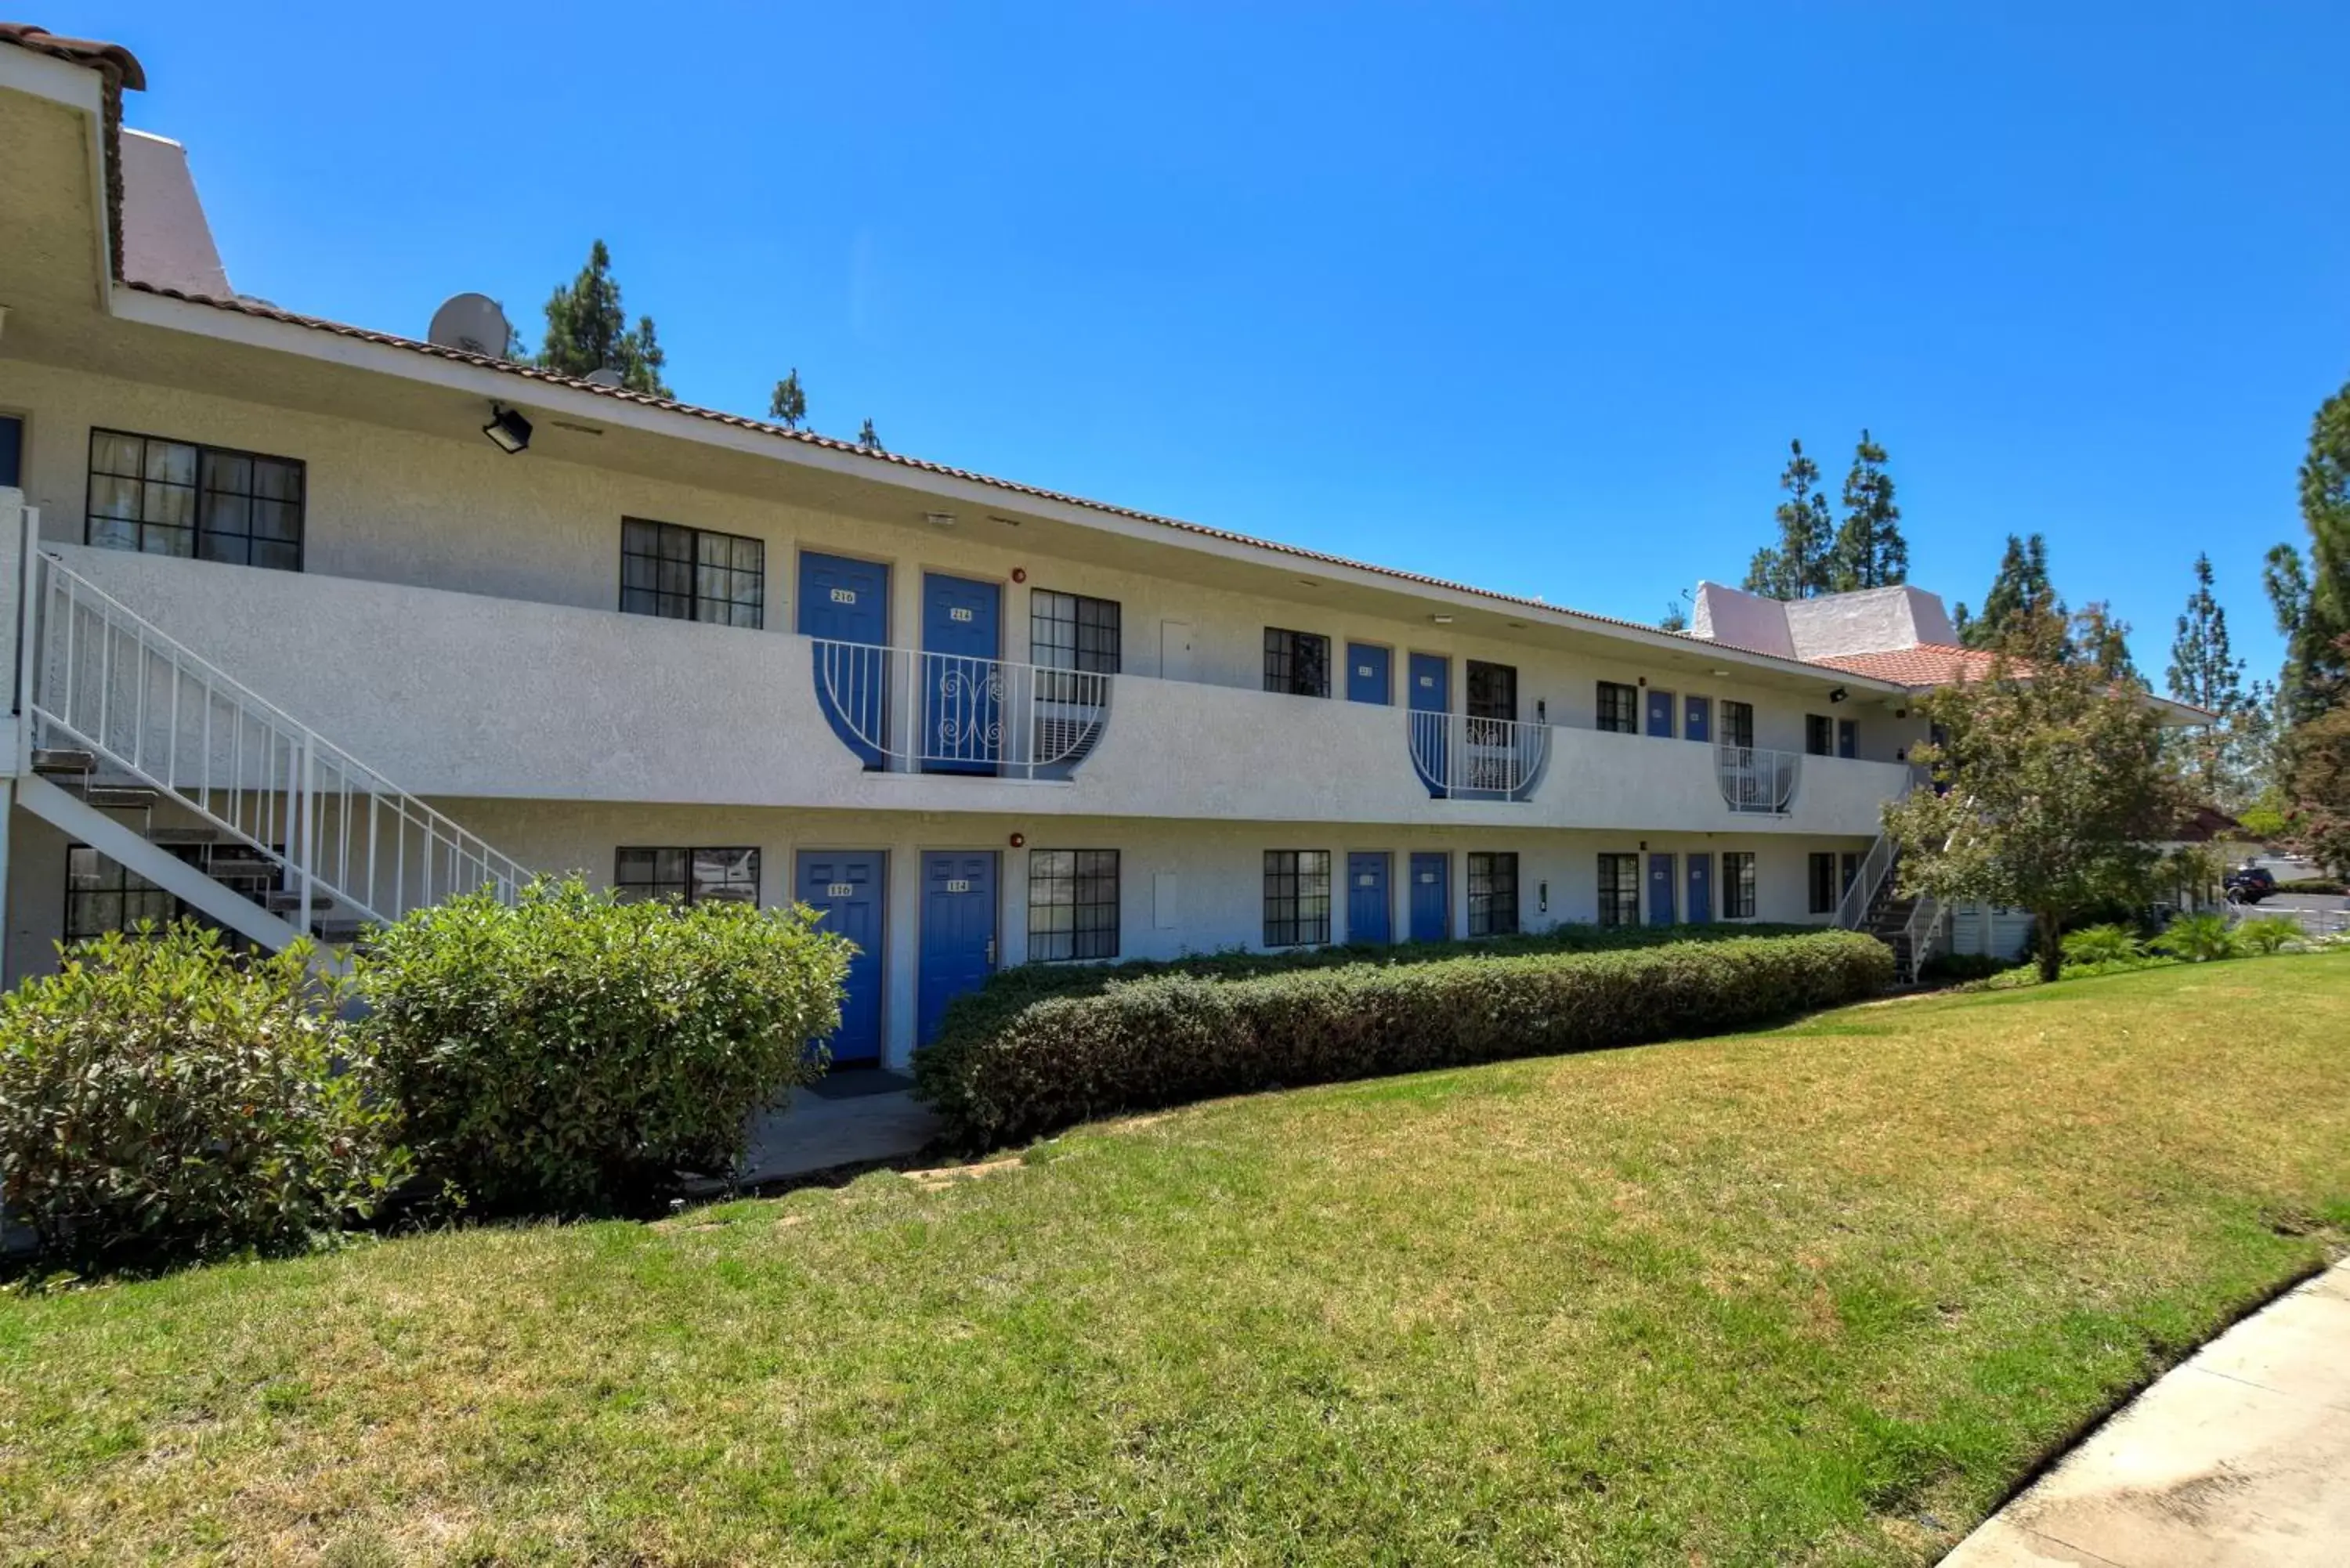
922;574;1002;775
1684;694;1711;745
1646;688;1675;737
1685;852;1712;923
799;552;891;768
918;851;997;1046
1347;643;1392;705
1347;852;1392;944
1408;653;1450;794
1837;717;1857;759
797;850;887;1067
1647;852;1677;926
1408;851;1450;942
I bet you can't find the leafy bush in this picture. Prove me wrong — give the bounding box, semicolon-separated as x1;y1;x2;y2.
0;925;406;1269
916;930;1892;1146
1917;951;2021;984
353;879;851;1213
2151;912;2240;963
2061;923;2142;967
2233;916;2307;955
2276;878;2346;895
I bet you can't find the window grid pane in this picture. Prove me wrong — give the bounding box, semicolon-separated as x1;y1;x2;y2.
1723;852;1758;919
1721;701;1757;750
1806;714;1835;756
1467;851;1519;937
1808;853;1837;913
1029;848;1119;962
1596;681;1639;733
620;518;764;628
87;429;302;569
1263;850;1332;946
1263;629;1331;698
1597;854;1641;927
1032;590;1122;676
1466;663;1518;723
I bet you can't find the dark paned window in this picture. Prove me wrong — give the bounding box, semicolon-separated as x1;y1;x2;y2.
1838;717;1858;759
1596;681;1640;734
1723;852;1758;919
620;518;765;628
1467;852;1519;937
1597;854;1641;927
1263;850;1332;946
1466;661;1518;723
64;845;178;939
1808;852;1837;914
1806;714;1835;756
1719;700;1756;750
1031;590;1121;674
1263;628;1332;697
1028;849;1120;962
87;428;304;569
615;847;761;905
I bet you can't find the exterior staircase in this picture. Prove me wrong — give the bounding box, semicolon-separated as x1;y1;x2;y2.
1835;829;1944;985
11;515;529;959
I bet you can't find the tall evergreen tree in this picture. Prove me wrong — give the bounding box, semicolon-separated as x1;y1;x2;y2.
768;370;808;431
2165;553;2256;806
1955;533;2060;649
1742;439;1835;599
2271;376;2350;722
536;240;671;397
1828;430;1907;591
857;417;884;453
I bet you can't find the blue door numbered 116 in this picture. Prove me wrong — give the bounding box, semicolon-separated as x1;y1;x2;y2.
797;850;886;1068
922;573;1002;775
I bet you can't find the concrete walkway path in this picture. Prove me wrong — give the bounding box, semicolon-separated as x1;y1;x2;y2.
735;1084;942;1187
1943;1257;2350;1566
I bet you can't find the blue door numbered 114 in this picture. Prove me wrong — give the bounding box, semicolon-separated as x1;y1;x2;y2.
1347;852;1392;944
796;850;886;1067
922;574;1002;775
917;851;998;1046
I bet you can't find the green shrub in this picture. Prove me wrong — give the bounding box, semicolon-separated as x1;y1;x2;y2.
1917;951;2020;984
2151;912;2240;963
915;930;1893;1146
2061;923;2142;967
2276;878;2346;895
2234;916;2306;955
353;879;851;1213
0;924;406;1269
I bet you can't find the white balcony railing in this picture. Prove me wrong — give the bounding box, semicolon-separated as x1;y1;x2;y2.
1716;745;1801;815
809;638;1110;780
1408;710;1550;801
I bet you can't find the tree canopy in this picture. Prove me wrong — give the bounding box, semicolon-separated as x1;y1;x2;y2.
2164;552;2265;810
533;240;671;398
1883;606;2184;981
1742;439;1835;598
1827;431;1907;591
769;370;808;432
1953;533;2061;649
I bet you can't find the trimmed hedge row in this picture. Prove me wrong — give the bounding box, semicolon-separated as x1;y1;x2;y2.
913;929;1893;1145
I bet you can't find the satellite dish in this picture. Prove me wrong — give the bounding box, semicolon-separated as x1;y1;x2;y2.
427;292;512;357
583;367;625;388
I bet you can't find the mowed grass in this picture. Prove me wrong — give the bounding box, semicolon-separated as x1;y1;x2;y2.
5;959;2348;1566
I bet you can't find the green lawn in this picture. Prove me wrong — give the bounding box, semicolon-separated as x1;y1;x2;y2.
5;958;2348;1565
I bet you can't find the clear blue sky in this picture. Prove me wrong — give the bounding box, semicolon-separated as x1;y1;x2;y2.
52;2;2350;682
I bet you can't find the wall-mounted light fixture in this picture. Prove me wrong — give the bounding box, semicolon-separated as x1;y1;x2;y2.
925;511;957;529
482;404;533;454
1828;686;1849;704
1538;880;1549;914
1430;614;1455;625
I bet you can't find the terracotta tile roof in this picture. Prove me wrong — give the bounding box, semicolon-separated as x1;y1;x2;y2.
0;22;145;88
1808;643;2001;688
125;280;1904;688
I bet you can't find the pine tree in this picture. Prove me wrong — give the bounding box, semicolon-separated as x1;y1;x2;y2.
1742;439;1835;599
2272;377;2350;722
1958;533;2061;649
2165;554;2258;806
768;370;808;431
1828;430;1907;591
1658;599;1689;632
536;240;671;397
857;418;884;453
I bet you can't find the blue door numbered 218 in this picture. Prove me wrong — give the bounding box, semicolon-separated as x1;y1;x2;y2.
921;573;1002;775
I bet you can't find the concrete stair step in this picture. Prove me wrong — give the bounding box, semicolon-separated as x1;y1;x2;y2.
83;785;160;809
30;747;96;776
262;891;334;914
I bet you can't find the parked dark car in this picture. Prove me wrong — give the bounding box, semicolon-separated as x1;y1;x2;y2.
2225;866;2276;903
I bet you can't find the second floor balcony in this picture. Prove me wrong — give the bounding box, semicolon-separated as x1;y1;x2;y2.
1406;710;1551;802
808;638;1110;782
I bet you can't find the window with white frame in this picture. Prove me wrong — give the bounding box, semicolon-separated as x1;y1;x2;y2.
1029;849;1119;962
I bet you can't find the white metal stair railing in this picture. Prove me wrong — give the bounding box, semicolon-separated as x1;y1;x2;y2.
1835;829;1899;929
1900;893;1944;981
808;638;1111;779
1406;710;1551;800
1716;744;1801;815
21;544;530;935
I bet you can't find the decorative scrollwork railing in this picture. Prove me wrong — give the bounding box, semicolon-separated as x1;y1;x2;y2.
808;639;1110;780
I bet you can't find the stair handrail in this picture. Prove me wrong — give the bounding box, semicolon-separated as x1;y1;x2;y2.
1901;893;1943;978
1835;829;1898;930
25;543;532;927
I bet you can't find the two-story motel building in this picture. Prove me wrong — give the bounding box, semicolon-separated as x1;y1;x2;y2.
2;24;1958;1068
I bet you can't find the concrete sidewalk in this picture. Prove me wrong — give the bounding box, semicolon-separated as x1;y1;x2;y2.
735;1084;942;1186
1943;1257;2350;1566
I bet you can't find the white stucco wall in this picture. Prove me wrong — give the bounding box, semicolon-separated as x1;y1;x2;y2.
1781;584;1957;659
118;131;232;298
